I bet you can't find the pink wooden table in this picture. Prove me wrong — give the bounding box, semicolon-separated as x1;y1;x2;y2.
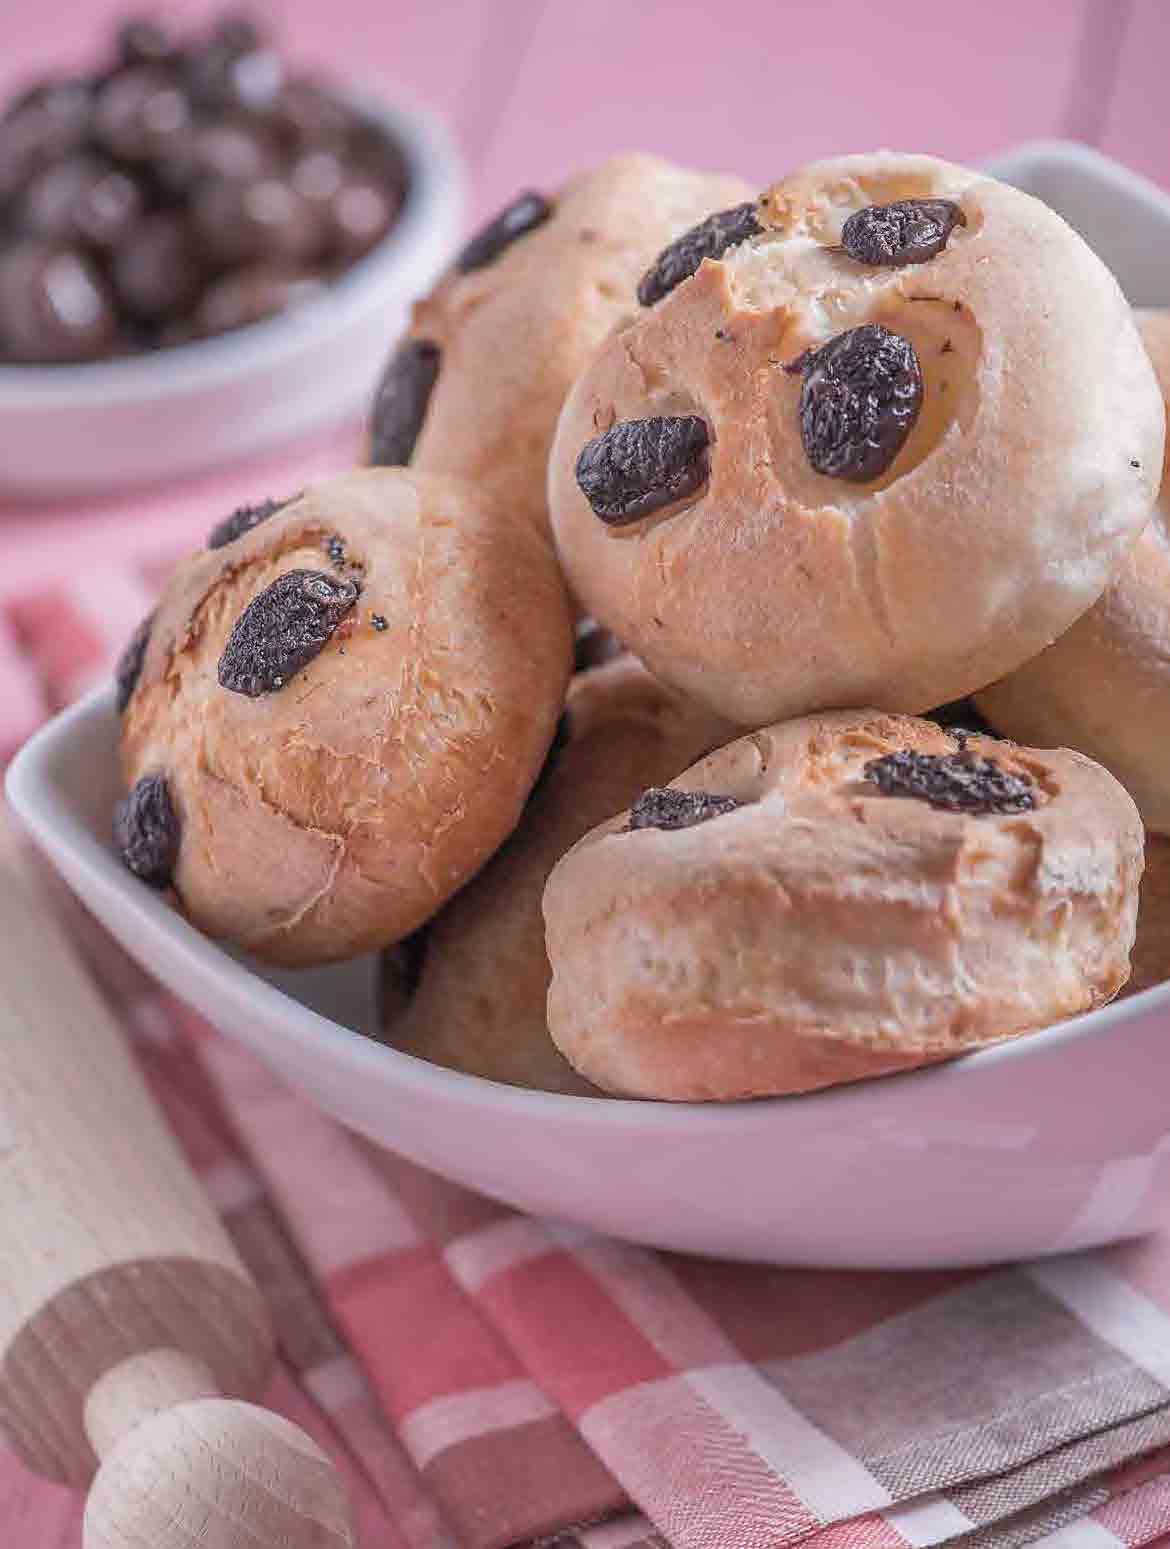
3;2;1169;1541
1;0;1167;613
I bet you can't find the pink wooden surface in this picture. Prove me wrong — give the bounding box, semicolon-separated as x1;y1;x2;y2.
0;0;519;155
1099;0;1170;188
2;0;1169;601
0;422;362;605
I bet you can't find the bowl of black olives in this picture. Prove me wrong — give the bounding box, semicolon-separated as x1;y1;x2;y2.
0;13;464;495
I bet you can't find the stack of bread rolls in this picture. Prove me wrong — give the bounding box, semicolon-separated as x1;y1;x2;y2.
116;150;1169;1101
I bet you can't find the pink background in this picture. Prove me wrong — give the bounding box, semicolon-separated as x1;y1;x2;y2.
3;0;1168;219
5;0;1170;213
2;0;1169;598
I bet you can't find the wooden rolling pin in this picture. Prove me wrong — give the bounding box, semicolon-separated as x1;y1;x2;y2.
0;827;354;1548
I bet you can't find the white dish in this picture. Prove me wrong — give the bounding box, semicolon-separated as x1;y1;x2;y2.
9;683;1170;1270
0;93;464;497
8;141;1170;1269
984;140;1170;304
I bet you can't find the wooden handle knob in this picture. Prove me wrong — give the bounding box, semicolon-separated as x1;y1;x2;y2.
86;1397;352;1549
0;823;354;1546
82;1350;351;1547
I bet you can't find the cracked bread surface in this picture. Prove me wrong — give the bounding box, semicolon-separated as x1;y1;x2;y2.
119;468;573;965
548;152;1163;726
979;310;1170;834
382;654;734;1093
370;153;752;536
543;710;1143;1099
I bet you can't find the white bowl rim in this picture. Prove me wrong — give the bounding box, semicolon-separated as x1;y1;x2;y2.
983;137;1170;219
9;681;1170;1135
0;87;463;408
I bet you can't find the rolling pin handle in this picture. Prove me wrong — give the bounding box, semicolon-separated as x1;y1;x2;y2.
0;825;355;1549
84;1348;219;1459
84;1396;354;1549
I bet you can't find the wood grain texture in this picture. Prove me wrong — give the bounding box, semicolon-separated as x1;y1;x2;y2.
475;0;1093;216
0;829;353;1547
0;0;493;132
85;1399;351;1549
1;1261;267;1485
0;831;272;1483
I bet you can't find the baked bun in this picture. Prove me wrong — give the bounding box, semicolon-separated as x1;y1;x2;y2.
368;153;751;534
548;152;1163;727
1123;836;1170;999
116;470;572;965
382;655;734;1093
978;311;1170;832
543;711;1143;1100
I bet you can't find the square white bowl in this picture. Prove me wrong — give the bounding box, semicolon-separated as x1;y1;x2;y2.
9;141;1170;1269
984;140;1170;304
0;92;464;497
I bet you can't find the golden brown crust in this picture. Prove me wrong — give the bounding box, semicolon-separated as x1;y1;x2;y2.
978;311;1170;833
1122;835;1170;998
549;152;1163;726
543;711;1144;1100
382;656;735;1093
375;153;752;535
121;469;573;964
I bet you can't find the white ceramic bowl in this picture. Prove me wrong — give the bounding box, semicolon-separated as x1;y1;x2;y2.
984;140;1170;305
0;94;464;497
8;142;1170;1270
9;682;1170;1271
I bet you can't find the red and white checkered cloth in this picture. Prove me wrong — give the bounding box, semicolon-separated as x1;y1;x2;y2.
5;455;1170;1549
